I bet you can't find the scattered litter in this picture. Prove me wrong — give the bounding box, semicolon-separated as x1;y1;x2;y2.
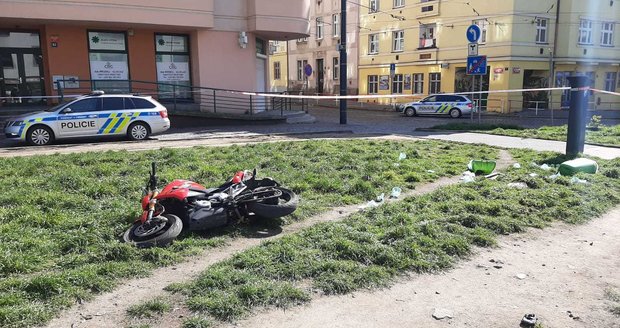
548;173;561;180
540;164;552;171
529;173;538;177
485;172;501;179
432;308;453;320
559;158;598;176
376;193;385;203
513;163;522;169
493;265;503;269
520;313;537;327
570;177;588;184
390;187;402;199
468;160;497;175
508;182;528;189
516;273;527;280
393;163;400;168
427;170;436;173
363;200;380;209
460;171;476;183
398;152;407;161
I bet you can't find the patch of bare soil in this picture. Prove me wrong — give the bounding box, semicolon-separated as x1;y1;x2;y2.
231;206;620;328
49;149;510;328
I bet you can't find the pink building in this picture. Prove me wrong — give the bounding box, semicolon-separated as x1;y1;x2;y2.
0;0;310;106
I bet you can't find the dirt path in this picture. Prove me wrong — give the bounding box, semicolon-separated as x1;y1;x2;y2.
48;150;512;328
231;206;620;328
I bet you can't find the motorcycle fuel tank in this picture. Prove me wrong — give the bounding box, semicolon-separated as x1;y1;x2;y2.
157;179;209;201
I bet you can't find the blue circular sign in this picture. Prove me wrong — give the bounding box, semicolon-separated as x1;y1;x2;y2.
466;24;481;43
304;64;313;77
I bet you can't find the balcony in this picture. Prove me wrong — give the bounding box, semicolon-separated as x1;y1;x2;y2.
0;0;215;29
247;0;311;40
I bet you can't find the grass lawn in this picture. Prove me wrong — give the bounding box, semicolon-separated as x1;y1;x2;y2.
0;139;498;328
430;122;620;147
161;149;620;326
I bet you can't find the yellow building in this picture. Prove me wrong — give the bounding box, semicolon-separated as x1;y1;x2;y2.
268;41;289;92
358;0;620;112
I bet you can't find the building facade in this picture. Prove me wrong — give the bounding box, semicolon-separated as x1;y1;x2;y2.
275;0;360;95
0;0;310;106
268;41;289;92
357;0;619;112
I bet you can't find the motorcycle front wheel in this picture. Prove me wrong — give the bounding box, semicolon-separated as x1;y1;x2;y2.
246;187;298;219
123;214;183;248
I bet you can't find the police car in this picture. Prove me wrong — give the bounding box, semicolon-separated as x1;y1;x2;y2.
399;94;474;118
4;91;170;146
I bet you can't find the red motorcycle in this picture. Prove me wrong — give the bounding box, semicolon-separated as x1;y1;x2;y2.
123;163;298;247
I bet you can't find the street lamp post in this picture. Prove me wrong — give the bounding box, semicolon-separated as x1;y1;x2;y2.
339;0;347;124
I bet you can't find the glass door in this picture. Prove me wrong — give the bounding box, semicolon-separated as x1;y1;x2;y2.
0;51;45;105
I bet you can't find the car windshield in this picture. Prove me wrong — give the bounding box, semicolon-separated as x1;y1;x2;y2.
44;103;68;112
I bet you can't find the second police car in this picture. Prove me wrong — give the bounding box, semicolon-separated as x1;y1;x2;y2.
399;94;474;118
4;91;170;146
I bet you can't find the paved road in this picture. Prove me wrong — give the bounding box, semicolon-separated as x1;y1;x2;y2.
0;106;618;159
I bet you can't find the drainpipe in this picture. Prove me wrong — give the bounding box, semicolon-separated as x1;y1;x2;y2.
550;0;560;112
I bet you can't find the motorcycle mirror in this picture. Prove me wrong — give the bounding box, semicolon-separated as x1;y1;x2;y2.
151;162;156;176
252;168;257;179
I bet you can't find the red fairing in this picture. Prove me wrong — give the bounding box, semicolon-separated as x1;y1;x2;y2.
232;171;244;184
156;179;208;201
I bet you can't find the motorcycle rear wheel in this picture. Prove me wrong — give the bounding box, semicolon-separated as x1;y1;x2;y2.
123;214;183;248
246;187;298;219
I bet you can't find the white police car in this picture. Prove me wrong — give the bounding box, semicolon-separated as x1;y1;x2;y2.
4;91;170;146
400;94;474;118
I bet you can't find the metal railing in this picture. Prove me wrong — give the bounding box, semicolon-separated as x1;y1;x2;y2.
54;79;306;116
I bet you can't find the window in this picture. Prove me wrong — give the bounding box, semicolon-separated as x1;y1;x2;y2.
333;14;340;37
429;72;441;94
132;98;157;109
333;57;339;80
369;34;379;54
297;60;308;81
419;24;436;48
601;22;615;46
392;74;404;94
393;0;404;8
88;31;129;92
413;73;424;94
274;61;281;80
68;98;101;113
368;75;379;94
473;19;488;44
155;34;191;99
536;18;548;43
316;17;324;40
392;30;404;52
102;97;124;111
369;0;379;13
605;72;617;92
578;19;593;44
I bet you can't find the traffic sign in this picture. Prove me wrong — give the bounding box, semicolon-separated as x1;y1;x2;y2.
390;63;396;77
466;24;481;43
467;55;487;75
468;43;478;56
304;64;313;77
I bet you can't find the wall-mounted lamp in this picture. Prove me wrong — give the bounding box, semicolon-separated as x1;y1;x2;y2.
239;31;248;49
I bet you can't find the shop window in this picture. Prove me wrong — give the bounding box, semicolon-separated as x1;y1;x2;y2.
155;34;191;100
88;31;129;93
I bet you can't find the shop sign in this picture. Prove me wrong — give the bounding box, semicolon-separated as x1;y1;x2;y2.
379;75;389;90
89;32;126;51
156;62;190;82
493;68;504;74
156;35;188;53
90;60;128;80
512;67;521;74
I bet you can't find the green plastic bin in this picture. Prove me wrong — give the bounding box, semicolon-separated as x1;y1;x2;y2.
468;160;497;175
559;158;598;176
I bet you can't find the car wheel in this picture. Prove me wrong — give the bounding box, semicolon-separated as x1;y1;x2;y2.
26;125;54;146
449;108;462;118
128;122;150;141
404;107;416;117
